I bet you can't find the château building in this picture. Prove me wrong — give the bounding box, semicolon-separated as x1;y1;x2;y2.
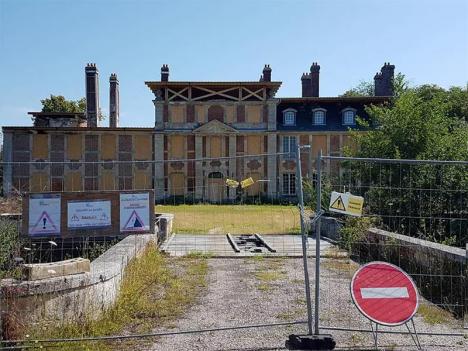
2;62;394;202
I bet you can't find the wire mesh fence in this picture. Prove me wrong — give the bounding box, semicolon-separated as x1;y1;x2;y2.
0;153;466;350
315;155;467;349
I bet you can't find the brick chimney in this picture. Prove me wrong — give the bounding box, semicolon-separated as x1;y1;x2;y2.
301;72;312;97
301;62;320;97
262;64;272;82
310;62;320;97
161;64;169;82
109;73;119;128
374;62;395;96
85;63;99;127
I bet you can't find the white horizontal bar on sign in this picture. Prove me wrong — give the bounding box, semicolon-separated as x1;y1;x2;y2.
361;287;409;299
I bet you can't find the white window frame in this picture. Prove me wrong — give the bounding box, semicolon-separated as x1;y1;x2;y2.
282;173;296;195
312;108;327;125
282;135;297;158
282;108;297;126
342;108;357;125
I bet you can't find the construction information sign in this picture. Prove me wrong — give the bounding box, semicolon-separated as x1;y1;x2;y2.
120;192;150;232
68;200;112;229
28;193;61;236
329;191;364;216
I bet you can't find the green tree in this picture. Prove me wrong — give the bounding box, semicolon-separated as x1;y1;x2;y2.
340;72;409;98
346;84;468;246
40;95;105;121
340;80;374;97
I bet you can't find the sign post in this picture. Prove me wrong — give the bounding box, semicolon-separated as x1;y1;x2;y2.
351;261;422;349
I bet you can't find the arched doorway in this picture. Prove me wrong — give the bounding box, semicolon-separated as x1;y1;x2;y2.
206;172;225;203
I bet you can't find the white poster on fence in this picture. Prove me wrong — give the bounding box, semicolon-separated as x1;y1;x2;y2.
120;192;150;232
67;200;112;229
29;193;61;236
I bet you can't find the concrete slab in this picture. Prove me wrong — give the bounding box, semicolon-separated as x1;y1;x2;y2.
22;258;90;280
161;234;332;257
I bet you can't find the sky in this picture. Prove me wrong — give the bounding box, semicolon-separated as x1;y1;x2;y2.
0;0;467;129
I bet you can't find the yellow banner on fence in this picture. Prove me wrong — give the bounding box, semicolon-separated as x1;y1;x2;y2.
240;177;255;189
225;178;239;188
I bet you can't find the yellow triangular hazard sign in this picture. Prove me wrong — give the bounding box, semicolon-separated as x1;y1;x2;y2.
330;195;346;211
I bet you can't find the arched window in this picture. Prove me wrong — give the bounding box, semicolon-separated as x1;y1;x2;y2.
312;109;326;125
342;108;356;125
282;109;296;126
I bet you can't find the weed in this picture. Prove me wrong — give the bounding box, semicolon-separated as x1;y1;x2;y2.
25;244;208;350
322;258;359;278
417;303;452;325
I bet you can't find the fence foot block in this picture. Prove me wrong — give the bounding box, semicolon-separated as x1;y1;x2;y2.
285;334;336;350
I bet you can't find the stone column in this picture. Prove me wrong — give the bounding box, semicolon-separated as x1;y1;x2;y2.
228;135;237;200
154;100;164;130
267;99;278;131
154;134;165;201
267;133;277;198
2;132;13;196
195;135;203;200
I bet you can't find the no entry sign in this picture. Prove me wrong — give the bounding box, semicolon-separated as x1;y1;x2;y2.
351;262;419;326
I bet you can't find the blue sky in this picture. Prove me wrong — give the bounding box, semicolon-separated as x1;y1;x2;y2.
0;0;467;128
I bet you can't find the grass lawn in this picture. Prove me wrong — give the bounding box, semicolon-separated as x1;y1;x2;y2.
155;204;301;234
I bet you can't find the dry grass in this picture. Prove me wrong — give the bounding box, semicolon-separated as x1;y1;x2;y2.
26;244;208;350
322;258;360;278
417;303;453;325
155;204;301;234
0;196;21;213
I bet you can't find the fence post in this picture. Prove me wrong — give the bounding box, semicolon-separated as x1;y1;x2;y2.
465;243;467;329
296;143;313;335
314;149;322;335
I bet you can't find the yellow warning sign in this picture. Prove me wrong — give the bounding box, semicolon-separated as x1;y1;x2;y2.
347;195;364;216
240;177;255;189
329;191;364;217
330;195;346;211
225;178;239;188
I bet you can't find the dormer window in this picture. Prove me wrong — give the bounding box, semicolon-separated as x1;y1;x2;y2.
312;108;326;125
283;109;297;126
342;108;357;125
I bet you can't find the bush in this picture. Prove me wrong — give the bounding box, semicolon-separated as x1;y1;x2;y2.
0;218;22;279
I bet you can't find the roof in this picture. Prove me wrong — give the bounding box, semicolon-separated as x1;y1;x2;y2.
145;81;282;95
279;96;391;103
2;126;154;132
28;112;86;119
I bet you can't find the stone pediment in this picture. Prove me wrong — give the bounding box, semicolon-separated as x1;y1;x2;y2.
193;119;238;134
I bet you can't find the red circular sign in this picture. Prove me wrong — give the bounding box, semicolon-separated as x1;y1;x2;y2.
351;261;419;326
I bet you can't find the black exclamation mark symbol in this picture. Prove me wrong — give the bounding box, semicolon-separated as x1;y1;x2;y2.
43;217;47;229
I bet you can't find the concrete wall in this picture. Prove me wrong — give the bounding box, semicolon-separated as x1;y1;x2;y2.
0;233;156;336
313;215;467;318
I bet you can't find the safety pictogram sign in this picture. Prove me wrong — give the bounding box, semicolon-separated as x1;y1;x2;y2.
351;261;419;326
28;194;61;236
120;192;150;232
31;211;58;234
122;210;145;231
329;191;364;216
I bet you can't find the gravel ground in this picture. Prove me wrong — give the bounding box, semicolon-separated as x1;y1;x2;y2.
148;257;466;351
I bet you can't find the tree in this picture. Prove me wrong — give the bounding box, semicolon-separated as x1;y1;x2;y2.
340;81;374;97
340;72;409;98
345;84;468;246
40;95;105;121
